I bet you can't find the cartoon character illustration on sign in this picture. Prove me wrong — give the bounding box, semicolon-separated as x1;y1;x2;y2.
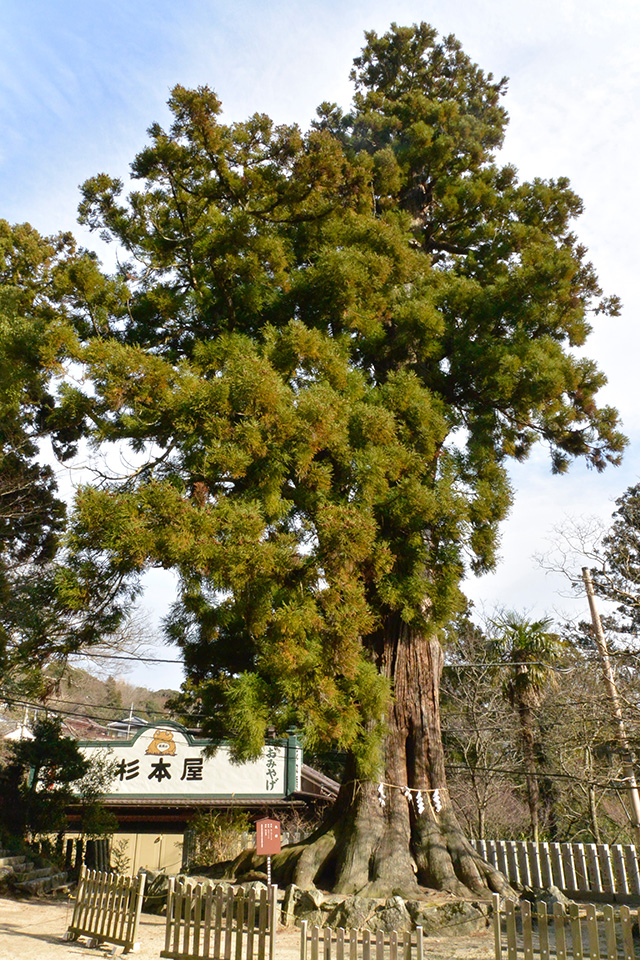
146;729;177;756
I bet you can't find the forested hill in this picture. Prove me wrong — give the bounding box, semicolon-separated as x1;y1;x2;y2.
1;665;179;734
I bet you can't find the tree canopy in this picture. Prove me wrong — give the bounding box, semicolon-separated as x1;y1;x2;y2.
589;483;640;635
14;22;625;894
63;23;624;757
0;222;137;700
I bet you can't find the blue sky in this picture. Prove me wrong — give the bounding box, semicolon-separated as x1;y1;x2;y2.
3;0;640;688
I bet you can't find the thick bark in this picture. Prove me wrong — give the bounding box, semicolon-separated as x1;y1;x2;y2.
242;615;512;898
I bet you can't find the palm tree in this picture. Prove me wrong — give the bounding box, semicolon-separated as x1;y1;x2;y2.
491;613;563;841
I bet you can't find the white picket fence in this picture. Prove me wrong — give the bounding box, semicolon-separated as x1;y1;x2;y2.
64;865;146;953
472;840;640;900
493;893;640;959
300;921;424;960
162;879;277;960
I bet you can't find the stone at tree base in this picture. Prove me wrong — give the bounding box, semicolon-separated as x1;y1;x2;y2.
405;899;490;937
288;885;491;936
520;885;572;908
370;896;413;933
281;884;299;926
292;888;327;926
141;870;171;914
323;896;378;930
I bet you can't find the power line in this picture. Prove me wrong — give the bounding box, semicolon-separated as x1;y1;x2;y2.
70;650;183;664
0;693;203;726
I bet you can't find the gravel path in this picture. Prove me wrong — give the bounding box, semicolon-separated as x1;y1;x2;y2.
0;896;495;960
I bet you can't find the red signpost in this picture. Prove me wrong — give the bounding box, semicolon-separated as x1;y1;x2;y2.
256;817;281;885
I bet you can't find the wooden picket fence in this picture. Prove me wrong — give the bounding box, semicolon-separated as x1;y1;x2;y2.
492;893;640;959
64;864;146;953
299;921;424;960
473;840;640;901
162;879;277;960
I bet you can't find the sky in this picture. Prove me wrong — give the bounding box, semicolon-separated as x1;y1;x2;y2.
2;0;640;691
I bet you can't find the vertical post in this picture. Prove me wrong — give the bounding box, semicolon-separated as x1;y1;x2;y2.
582;567;640;846
285;731;299;795
269;883;277;960
267;855;272;887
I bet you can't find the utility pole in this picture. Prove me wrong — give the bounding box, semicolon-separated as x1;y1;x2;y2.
582;567;640;845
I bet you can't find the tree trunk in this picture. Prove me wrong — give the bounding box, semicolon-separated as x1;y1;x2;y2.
517;698;540;841
255;615;511;897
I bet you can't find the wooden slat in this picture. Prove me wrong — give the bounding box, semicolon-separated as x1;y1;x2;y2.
363;928;371;960
389;929;398;960
573;844;589;893
623;846;640;895
602;904;617;960
213;885;224;960
202;883;214;958
506;842;521;886
521;900;533;960
236;891;246;960
517;843;531;888
269;884;277;960
182;880;193;958
300;920;308;960
553;902;567;960
584;903;600;960
492;894;502;960
246;888;256;960
402;929;411;960
311;925;320;960
224;887;235;960
568;903;583;960
113;874;127;943
324;926;332;960
486;840;499;869
164;877;176;956
505;899;517;960
101;870;114;938
561;844;578;893
71;864;87;931
619;905;634;960
349;927;358;960
537;901;550;960
257;888;267;960
585;845;603;895
612;845;629;895
602;903;618;960
374;929;383;960
497;841;510;879
336;926;345;960
597;845;616;894
416;925;423;960
191;882;203;959
85;870;97;934
550;843;566;890
527;842;542;889
131;871;146;949
172;878;183;957
539;843;553;889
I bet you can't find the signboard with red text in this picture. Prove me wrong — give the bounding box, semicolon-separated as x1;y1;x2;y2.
256;817;281;855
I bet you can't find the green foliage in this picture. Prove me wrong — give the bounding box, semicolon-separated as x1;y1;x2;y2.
0;716;90;838
0;717;117;843
590;483;640;634
489;612;564;706
42;24;623;774
0;222;139;700
189;810;251;866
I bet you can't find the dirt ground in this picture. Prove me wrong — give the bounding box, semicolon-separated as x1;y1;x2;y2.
0;895;495;960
